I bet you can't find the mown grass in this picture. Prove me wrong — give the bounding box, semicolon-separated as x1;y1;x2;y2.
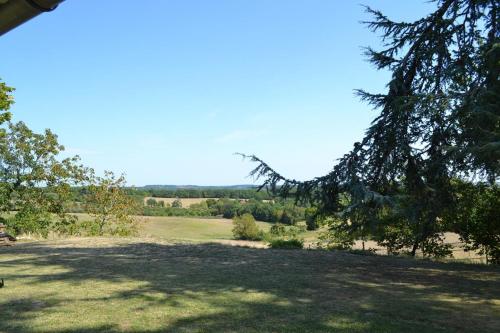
13;213;485;261
139;215;272;242
69;214;271;243
1;237;499;333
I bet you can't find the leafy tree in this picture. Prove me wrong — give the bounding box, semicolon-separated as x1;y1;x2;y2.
0;79;13;126
146;198;158;207
0;121;87;236
243;0;499;258
304;207;319;230
446;181;500;264
85;171;139;236
232;213;261;240
0;79;87;236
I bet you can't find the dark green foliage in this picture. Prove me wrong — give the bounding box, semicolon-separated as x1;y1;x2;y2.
317;221;355;251
0;79;13;125
269;238;304;249
279;210;293;225
265;223;306;249
268;223;305;239
143;206;204;217
305;207;319;230
141;187;272;200
0;121;87;237
232;213;262;240
446;182;500;264
269;223;287;237
5;209;52;238
242;0;499;261
141;198;306;223
146;198;158;207
0;79;95;237
347;248;378;256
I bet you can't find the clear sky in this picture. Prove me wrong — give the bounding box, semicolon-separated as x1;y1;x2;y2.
0;0;435;186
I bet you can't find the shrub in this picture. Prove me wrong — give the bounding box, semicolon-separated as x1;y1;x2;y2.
171;199;182;208
347;248;378;256
279;211;293;225
269;238;304;249
316;224;355;250
268;223;305;238
146;198;158;207
305;207;319;230
232;213;261;240
269;223;287;237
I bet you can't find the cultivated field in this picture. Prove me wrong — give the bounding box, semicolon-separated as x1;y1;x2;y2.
1;237;499;333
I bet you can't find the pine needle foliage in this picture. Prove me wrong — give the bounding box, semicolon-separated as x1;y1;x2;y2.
242;0;499;258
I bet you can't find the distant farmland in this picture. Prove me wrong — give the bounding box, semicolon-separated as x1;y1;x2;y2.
143;197;272;207
144;197;215;206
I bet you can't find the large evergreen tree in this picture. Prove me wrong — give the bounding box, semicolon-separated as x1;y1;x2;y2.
244;0;499;257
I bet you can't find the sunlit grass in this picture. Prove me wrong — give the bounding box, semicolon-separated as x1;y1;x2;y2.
1;237;499;333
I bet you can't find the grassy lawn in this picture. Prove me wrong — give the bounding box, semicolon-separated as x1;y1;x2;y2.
138;216;272;242
69;214;272;243
1;237;499;333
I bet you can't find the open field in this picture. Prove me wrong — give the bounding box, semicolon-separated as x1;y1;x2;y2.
67;214;484;261
68;214;271;243
139;216;272;242
11;214;483;262
1;237;499;333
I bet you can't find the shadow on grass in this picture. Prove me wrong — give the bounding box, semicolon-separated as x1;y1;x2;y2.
1;240;499;333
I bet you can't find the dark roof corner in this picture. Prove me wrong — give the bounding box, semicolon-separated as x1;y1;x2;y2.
0;0;64;36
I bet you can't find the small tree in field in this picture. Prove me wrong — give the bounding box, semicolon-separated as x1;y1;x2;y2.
232;213;261;240
171;198;182;208
85;171;139;236
146;198;157;207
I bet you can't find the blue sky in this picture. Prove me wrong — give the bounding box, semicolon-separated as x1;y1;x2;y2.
0;0;434;186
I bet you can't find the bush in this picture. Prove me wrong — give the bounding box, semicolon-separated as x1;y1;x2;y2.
268;223;305;238
279;211;293;225
146;198;158;207
315;221;356;250
232;213;261;240
347;248;378;256
171;199;182;208
269;223;287;237
305;207;319;230
269;238;304;249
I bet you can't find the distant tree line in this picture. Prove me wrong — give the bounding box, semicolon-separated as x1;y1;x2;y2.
133;188;272;200
143;198;305;224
